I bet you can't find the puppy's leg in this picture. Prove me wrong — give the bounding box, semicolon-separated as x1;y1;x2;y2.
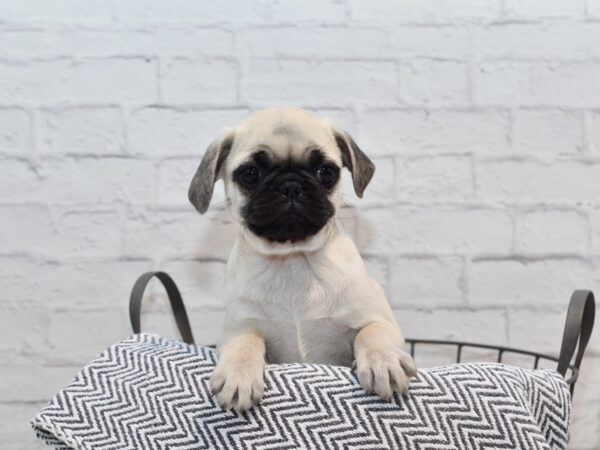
210;325;265;412
354;321;417;400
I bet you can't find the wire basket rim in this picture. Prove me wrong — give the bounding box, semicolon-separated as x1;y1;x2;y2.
405;337;579;385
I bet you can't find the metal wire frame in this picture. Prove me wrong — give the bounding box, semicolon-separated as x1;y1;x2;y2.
405;289;595;396
405;338;578;389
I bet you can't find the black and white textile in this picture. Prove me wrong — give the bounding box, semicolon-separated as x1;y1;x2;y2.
32;333;571;450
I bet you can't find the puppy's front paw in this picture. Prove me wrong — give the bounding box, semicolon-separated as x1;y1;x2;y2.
356;349;417;400
210;358;265;412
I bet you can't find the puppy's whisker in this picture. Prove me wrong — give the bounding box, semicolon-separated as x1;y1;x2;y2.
207;199;230;211
336;205;361;215
335;205;362;220
335;214;361;223
334;217;348;233
210;199;230;207
209;200;233;220
340;194;363;206
336;208;361;217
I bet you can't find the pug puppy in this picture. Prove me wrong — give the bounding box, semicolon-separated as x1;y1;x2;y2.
189;106;416;411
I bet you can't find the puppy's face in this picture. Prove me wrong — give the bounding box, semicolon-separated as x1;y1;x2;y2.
189;107;374;250
232;146;338;243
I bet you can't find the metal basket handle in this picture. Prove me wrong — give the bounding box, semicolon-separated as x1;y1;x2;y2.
557;290;595;378
129;271;196;345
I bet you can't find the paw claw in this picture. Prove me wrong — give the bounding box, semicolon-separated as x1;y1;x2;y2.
210;360;265;412
356;348;416;400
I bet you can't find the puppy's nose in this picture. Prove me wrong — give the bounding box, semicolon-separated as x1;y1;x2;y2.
279;180;303;199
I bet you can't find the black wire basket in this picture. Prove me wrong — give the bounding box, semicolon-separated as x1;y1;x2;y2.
405;289;595;396
130;272;596;396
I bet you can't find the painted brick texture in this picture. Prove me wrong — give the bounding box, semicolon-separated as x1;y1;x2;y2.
1;1;599;448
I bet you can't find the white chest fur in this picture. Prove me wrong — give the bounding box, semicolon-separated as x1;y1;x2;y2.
223;230;366;366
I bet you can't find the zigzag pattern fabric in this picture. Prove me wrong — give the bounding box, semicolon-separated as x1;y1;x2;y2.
32;333;570;450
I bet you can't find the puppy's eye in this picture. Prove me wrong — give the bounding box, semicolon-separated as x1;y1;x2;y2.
317;165;337;185
241;166;260;185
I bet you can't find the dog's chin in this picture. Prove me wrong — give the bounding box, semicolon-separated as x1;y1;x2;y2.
241;220;331;256
247;213;326;244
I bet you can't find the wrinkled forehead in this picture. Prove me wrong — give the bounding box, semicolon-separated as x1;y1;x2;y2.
228;120;340;169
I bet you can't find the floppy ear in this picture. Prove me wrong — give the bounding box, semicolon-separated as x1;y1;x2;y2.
188;129;235;214
333;129;375;198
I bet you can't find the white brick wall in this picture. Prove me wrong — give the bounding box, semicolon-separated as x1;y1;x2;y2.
1;1;599;448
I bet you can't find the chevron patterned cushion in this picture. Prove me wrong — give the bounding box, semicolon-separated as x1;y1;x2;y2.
32;333;571;450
